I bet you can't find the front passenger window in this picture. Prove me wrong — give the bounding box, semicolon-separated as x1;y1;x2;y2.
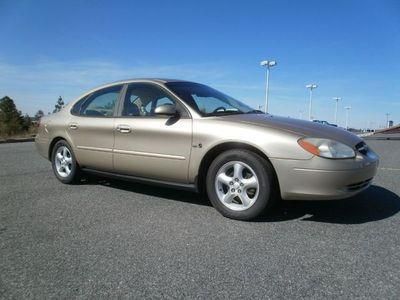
81;85;121;117
122;83;176;117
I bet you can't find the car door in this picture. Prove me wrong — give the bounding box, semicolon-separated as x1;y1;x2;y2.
68;84;123;171
113;82;192;183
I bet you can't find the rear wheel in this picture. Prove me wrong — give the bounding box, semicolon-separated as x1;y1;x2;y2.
51;140;81;184
206;149;276;220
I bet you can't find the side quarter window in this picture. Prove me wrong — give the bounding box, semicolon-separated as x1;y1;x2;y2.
71;95;88;115
80;85;122;117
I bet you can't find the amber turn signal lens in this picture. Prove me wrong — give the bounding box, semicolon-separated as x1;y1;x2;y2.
298;139;320;156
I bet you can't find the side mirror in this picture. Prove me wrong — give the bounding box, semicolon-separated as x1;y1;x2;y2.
154;104;177;116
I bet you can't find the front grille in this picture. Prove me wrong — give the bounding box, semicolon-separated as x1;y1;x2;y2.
346;178;372;191
355;142;369;155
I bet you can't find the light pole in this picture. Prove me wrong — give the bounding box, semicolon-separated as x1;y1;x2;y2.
345;106;351;130
260;60;277;113
332;97;341;124
386;113;390;128
306;84;318;120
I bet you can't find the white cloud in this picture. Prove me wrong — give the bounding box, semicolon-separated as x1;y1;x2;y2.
0;59;397;128
0;59;227;115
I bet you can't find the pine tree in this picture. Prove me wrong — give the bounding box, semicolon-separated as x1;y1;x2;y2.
34;110;45;120
0;96;24;136
53;96;64;113
22;114;32;131
0;105;4;136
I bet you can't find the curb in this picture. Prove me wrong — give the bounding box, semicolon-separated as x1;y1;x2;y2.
0;137;35;144
364;136;400;141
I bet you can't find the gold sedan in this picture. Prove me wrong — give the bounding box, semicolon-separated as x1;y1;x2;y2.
36;79;379;220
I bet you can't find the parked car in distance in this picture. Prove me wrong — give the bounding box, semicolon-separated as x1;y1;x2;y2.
313;119;338;127
35;79;379;220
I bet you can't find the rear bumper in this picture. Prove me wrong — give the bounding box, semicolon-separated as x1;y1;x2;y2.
35;135;50;160
271;152;379;200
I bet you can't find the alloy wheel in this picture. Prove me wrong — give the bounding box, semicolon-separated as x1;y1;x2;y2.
214;161;259;211
54;146;73;178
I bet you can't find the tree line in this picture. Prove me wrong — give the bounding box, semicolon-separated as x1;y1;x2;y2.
0;96;64;138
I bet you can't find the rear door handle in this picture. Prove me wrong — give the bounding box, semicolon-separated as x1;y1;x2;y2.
69;123;78;130
116;124;131;133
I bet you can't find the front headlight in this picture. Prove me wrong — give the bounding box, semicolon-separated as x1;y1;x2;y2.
298;138;355;159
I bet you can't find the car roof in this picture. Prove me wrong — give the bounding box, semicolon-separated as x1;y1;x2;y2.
67;78;199;109
108;78;192;85
75;78;195;101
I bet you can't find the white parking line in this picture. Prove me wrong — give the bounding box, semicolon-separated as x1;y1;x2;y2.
379;167;400;171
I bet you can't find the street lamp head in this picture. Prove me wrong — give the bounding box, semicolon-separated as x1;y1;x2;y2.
344;106;351;110
306;84;318;89
333;97;341;101
260;60;277;67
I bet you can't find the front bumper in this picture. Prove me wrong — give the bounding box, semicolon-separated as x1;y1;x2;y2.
270;150;379;200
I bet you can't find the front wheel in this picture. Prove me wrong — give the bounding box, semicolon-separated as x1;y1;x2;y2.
206;149;277;220
51;140;81;184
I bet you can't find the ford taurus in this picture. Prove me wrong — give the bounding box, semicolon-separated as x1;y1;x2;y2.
35;79;379;220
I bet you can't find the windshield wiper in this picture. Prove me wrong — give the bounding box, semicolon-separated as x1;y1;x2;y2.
246;110;264;114
206;111;245;117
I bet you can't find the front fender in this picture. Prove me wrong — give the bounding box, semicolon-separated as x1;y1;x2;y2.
188;119;311;183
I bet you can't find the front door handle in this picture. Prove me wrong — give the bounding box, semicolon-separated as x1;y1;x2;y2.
116;124;131;133
69;123;78;130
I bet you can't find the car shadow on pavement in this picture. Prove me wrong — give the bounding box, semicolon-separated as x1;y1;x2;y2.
82;175;211;207
257;185;400;224
83;176;399;224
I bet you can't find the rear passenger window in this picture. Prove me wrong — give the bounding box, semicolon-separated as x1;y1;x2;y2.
80;85;122;117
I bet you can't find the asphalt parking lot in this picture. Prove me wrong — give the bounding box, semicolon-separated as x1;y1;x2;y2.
1;141;399;298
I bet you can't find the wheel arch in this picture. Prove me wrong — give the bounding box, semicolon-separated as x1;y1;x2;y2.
48;136;76;161
196;142;280;195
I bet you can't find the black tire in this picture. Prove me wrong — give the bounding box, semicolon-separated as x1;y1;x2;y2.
51;140;81;184
206;149;277;220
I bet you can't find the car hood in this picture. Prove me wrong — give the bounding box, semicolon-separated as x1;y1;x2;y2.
222;114;362;147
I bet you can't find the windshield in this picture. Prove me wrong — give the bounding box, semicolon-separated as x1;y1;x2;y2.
165;82;262;117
